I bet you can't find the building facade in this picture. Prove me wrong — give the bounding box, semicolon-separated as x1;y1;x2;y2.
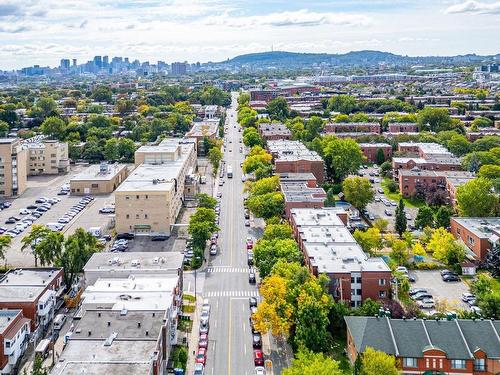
0;139;27;197
23;139;70;175
0;310;31;375
450;217;500;260
70;163;128;195
359;143;393;163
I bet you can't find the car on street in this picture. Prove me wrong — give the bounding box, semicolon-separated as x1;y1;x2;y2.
217;192;222;198
210;244;217;255
377;188;384;194
417;298;435;309
199;319;209;334
462;293;475;303
254;367;265;375
194;363;204;375
196;348;207;365
442;274;460;282
249;297;258;308
252;333;262;348
199;334;208;349
244;219;250;227
253;349;264;366
249;271;256;284
247;251;254;266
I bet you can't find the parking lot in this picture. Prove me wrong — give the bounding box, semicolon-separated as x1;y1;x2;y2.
1;166;115;267
411;270;470;311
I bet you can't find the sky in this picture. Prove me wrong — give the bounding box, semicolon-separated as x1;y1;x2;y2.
0;0;499;70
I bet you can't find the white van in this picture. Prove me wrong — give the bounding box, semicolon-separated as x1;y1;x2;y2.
35;338;51;359
88;227;102;237
53;314;67;330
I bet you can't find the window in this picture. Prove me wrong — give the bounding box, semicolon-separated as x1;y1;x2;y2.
403;358;417;368
144;214;148;219
379;291;386;298
351;277;355;283
474;358;486;371
451;360;466;369
136;214;139;219
379;279;386;286
5;341;10;348
91;183;98;188
468;236;475;245
145;195;148;199
136;195;139;199
356;289;362;295
356;277;361;283
126;214;130;219
126;196;130;200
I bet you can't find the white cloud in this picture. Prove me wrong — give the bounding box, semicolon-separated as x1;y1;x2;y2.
204;9;372;28
445;0;500;14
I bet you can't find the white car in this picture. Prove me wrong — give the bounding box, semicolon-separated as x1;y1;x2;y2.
254;367;265;375
470;306;482;315
417;298;435;309
19;209;31;215
396;266;408;274
58;217;71;224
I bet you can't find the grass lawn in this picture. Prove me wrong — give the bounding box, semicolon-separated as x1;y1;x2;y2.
381;178;426;209
330;335;352;375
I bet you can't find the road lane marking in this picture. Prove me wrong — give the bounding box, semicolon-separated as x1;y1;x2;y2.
243;321;246;333
227;299;232;375
214;319;217;329
244;343;247;355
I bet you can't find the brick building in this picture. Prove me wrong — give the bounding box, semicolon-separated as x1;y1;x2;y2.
279;174;326;217
258;123;292;141
387;122;419;133
0;310;30;374
345;316;500;375
267;140;325;184
359;143;393;163
289;208;391;307
324;122;381;134
466;127;500;141
450;217;500;260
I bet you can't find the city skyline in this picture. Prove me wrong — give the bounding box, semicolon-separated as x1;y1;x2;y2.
0;0;499;70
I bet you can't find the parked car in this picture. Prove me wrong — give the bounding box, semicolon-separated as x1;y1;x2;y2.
252;333;262;348
249;271;256;284
116;233;135;240
442;274;460;282
195;348;207;365
2;202;11;208
440;269;456;276
247;252;254;266
249;297;258;308
198;333;208;349
384;209;392;216
417;298;435;309
254;367;265;375
412;293;433;301
253;349;264;366
199;319;209;334
210;244;217;256
396;266;408;274
244;219;250;227
151;235;168;241
461;293;475;302
19;209;31;215
193;363;204;375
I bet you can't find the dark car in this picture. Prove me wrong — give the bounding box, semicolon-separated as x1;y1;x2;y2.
253;349;264;366
116;232;135;240
440;269;456;276
26;204;38;209
152;235;168;241
253;333;262;348
247;254;254;266
442;274;460;282
4;218;15;224
249;297;258;308
249;272;256;284
409;288;427;296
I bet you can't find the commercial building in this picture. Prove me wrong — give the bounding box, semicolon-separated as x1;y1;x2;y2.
398;169;474;201
115;138;197;236
359;143;392;163
70;163;128;195
345;316;500;375
450;217;500;260
393;142;462;177
289;208;391;307
279;173;326;217
0;268;64;336
267;140;325;184
171;62;187;76
258;123;292;141
22;138;70;175
0;310;31;375
0;138;27;197
83;251;184;286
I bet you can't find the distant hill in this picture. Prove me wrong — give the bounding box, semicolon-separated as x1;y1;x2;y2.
216;50;499;68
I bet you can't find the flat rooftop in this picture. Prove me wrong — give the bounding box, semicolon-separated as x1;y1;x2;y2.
0;285;46;302
186;121;218;137
50;340;156;375
279;172;317;182
84;252;184;273
452;217;500;240
267;140;322;161
0;268;62;286
399;169;474;178
359;143;392;148
281;182;326;203
71;163;127;182
290;207;346;227
0;310;21;333
299;225;356;245
398;142;453;156
72;309;165;340
115;164;178;192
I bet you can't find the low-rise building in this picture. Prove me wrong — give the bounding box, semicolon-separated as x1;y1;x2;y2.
0;138;27;197
115;139;197;236
324;122;380;135
345;316;500;375
70;163;128;195
186;120;219;154
267;140;325;184
22;138;69;175
450;217;500;260
258;123;292;141
289;208;391;307
387;122;419;133
0;310;31;375
359;143;392;163
0;268;64;337
279;174;326;217
466;127;500;141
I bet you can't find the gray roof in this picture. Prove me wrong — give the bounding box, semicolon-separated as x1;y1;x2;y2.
345;317;500;360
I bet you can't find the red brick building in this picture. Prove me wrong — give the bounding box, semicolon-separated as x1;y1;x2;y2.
359;143;392;163
280;174;326;217
387;122;419;133
0;310;31;374
324;122;381;134
345;316;500;375
258;123;292;141
289;208;391;307
450;217;499;260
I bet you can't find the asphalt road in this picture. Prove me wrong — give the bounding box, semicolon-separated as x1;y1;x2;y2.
189;93;290;375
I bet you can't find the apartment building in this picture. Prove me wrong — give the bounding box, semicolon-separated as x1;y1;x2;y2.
185;120;218;155
0;268;64;337
324;122;381;135
23;139;69;175
466;127;500;141
115;138;197;236
279;174;326;217
267;140;325;184
0;310;31;375
345;316;500;375
359;143;392;163
398;169;475;201
0;138;27;197
70;163;128;195
387;122;419;133
450;217;500;260
258;123;292;141
289;208;391;307
393;142;462;177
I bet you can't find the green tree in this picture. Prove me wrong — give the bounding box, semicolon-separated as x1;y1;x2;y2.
21;225;51;267
57;228;100;286
247;192;285;219
472;116;493;128
322;136;365;182
262;223;293;240
92;86;113;103
0;235;11;266
304;116;324;142
196;193;217;209
414;206;434;230
394;199;407;237
435;206;452;228
375;148;386;165
188;208;218;250
29;354;48;375
208;147;223;176
360;347;400;375
353;228;382;255
266;97;289;121
391;239;408;265
457;178;497;217
282;350;342;375
40;116;66;140
242;127;264;148
417;107;453;132
357;298;382;316
328;95;357;114
373;218;389;232
446;134;470;156
117;138;136;161
0;120;9;137
478;164;500;180
427;227;465;267
342;177;374;210
35;231;64;266
254;238;302;278
250;176;279;196
478;292;500;319
104;138;119;160
386;179;399;193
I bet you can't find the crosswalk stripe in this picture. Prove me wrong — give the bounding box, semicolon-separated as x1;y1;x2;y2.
204;290;260;298
206;267;252;273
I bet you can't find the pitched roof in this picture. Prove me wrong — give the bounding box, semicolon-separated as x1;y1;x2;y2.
345;317;500;360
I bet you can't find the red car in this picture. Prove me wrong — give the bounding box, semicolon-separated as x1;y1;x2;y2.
196;348;207;365
199;333;208;349
246;237;253;249
253;349;264;366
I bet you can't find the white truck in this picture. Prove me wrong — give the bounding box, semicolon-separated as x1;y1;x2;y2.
88;226;102;238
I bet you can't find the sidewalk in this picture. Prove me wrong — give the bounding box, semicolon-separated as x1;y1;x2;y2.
185;293;202;374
